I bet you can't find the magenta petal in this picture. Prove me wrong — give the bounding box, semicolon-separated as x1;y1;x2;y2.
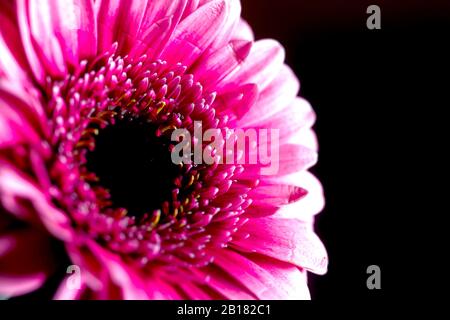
181;0;201;19
215;83;259;119
268;171;326;220
240;144;317;179
205;0;241;52
16;0;50;82
18;0;97;79
0;228;55;297
231;19;254;41
129;16;175;60
0;161;73;241
104;257;148;299
191;40;252;90
237;65;300;127
0;83;47;148
250;184;308;207
67;240;149;299
0;105;30;148
0;4;31;83
253;97;317;148
52;0;97;64
96;0;153;53
191;265;257;299
177;282;217;299
277;144;318;175
144;277;185;299
54;276;86;300
224;39;285;90
231;217;328;275
139;0;188;33
161;0;230;67
0;80;46;120
95;0;186;55
213;250;310;299
247;254;310;299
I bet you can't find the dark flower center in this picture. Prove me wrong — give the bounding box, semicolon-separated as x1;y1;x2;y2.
85;117;180;220
45;47;256;266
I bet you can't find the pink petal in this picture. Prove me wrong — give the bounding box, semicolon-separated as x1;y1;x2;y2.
205;0;241;52
0;80;47;124
64;243;105;294
0;82;46;148
0;228;55;297
231;217;328;275
0;161;73;241
104;257;148;299
177;282;219;299
16;0;48;82
181;0;201;19
198;0;214;6
191;40;252;90
155;267;227;299
237;65;300;127
54;276;86;300
139;0;188;34
249;184;308;207
224;39;285;90
191;265;256;299
96;0;145;52
252;97;318;149
215;83;259;120
67;240;149;299
231;19;254;41
213;249;310;299
144;276;185;299
99;0;189;56
240;144;317;179
18;0;97;80
129;16;176;60
0;105;31;148
267;171;326;220
52;0;97;64
248;254;310;299
294;129;318;154
0;4;31;83
161;0;230;67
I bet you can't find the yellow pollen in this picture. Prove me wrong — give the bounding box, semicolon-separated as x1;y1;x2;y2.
161;125;177;134
187;175;195;187
151;210;161;226
156;102;166;115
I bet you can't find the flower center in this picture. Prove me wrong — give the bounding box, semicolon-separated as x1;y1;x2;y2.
44;44;257;267
85;117;179;220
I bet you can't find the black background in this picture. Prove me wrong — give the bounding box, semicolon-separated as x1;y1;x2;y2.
242;0;449;300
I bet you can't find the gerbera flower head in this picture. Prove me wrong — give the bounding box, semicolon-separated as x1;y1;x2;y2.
0;0;327;299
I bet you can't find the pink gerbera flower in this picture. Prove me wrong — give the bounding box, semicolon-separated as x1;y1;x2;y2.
0;0;327;300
